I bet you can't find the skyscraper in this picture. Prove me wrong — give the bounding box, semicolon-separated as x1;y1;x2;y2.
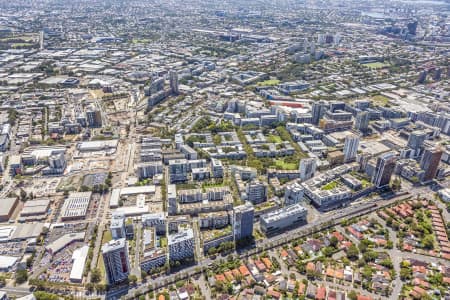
311;100;328;125
372;152;397;188
407;130;427;152
299;158;317;181
233;202;254;241
355;111;370;132
168;228;194;262
40;31;44;50
343;134;360;163
86;107;102;128
102;238;130;285
420;147;443;183
169;70;179;95
407;21;418;35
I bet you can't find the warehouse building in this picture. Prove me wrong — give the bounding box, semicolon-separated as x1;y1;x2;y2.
20;199;51;217
60;192;92;221
0;197;19;222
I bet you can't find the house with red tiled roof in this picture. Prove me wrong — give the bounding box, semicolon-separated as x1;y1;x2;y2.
356;295;372;300
255;260;266;272
294;245;303;255
341;241;352;250
280;249;289;260
347;226;363;239
265;274;276;284
262;257;272;269
327;290;336;300
377;211;390;220
334;269;344;280
267;288;281;299
331;231;344;242
224;270;234;281
298;282;306;296
306;262;315;272
373;237;387;246
410;286;426;299
215;274;226;282
316;286;326;300
412;265;427;275
232;269;240;277
239;265;251;277
403;243;413;252
326;267;334;277
413;278;430;289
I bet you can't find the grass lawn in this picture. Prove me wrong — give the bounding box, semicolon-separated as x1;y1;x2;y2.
160;237;168;248
96;254;106;284
267;134;283;143
102;230;112;244
12;43;34;48
132;38;151;44
56;175;81;192
362;62;390;69
253;228;265;241
256;79;280;86
361;178;372;189
321;180;340;191
372;95;390;106
272;159;298;170
176;183;198;190
89;89;105;99
202;181;225;189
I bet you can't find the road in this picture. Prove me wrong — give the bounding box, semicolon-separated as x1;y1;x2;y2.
107;192;412;299
0;287;32;298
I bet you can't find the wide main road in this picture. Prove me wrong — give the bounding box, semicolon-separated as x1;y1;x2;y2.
108;192;411;300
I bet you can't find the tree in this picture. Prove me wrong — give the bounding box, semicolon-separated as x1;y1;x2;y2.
96;284;107;293
363;250;378;263
329;236;339;248
346;244;359;260
347;290;357;300
322;246;334;257
20;188;27;201
34;291;59;300
86;283;95;292
358;239;373;253
400;267;412;280
385;240;394;249
422;235;434;249
15;269;28;284
90;268;101;283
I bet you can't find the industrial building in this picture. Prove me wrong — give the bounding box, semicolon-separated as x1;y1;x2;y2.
0;197;19;222
60;192;92;221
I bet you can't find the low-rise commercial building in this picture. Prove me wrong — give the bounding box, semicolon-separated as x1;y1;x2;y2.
260;204;308;234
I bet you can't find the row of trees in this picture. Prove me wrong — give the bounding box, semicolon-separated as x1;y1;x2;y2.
207;241;235;256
